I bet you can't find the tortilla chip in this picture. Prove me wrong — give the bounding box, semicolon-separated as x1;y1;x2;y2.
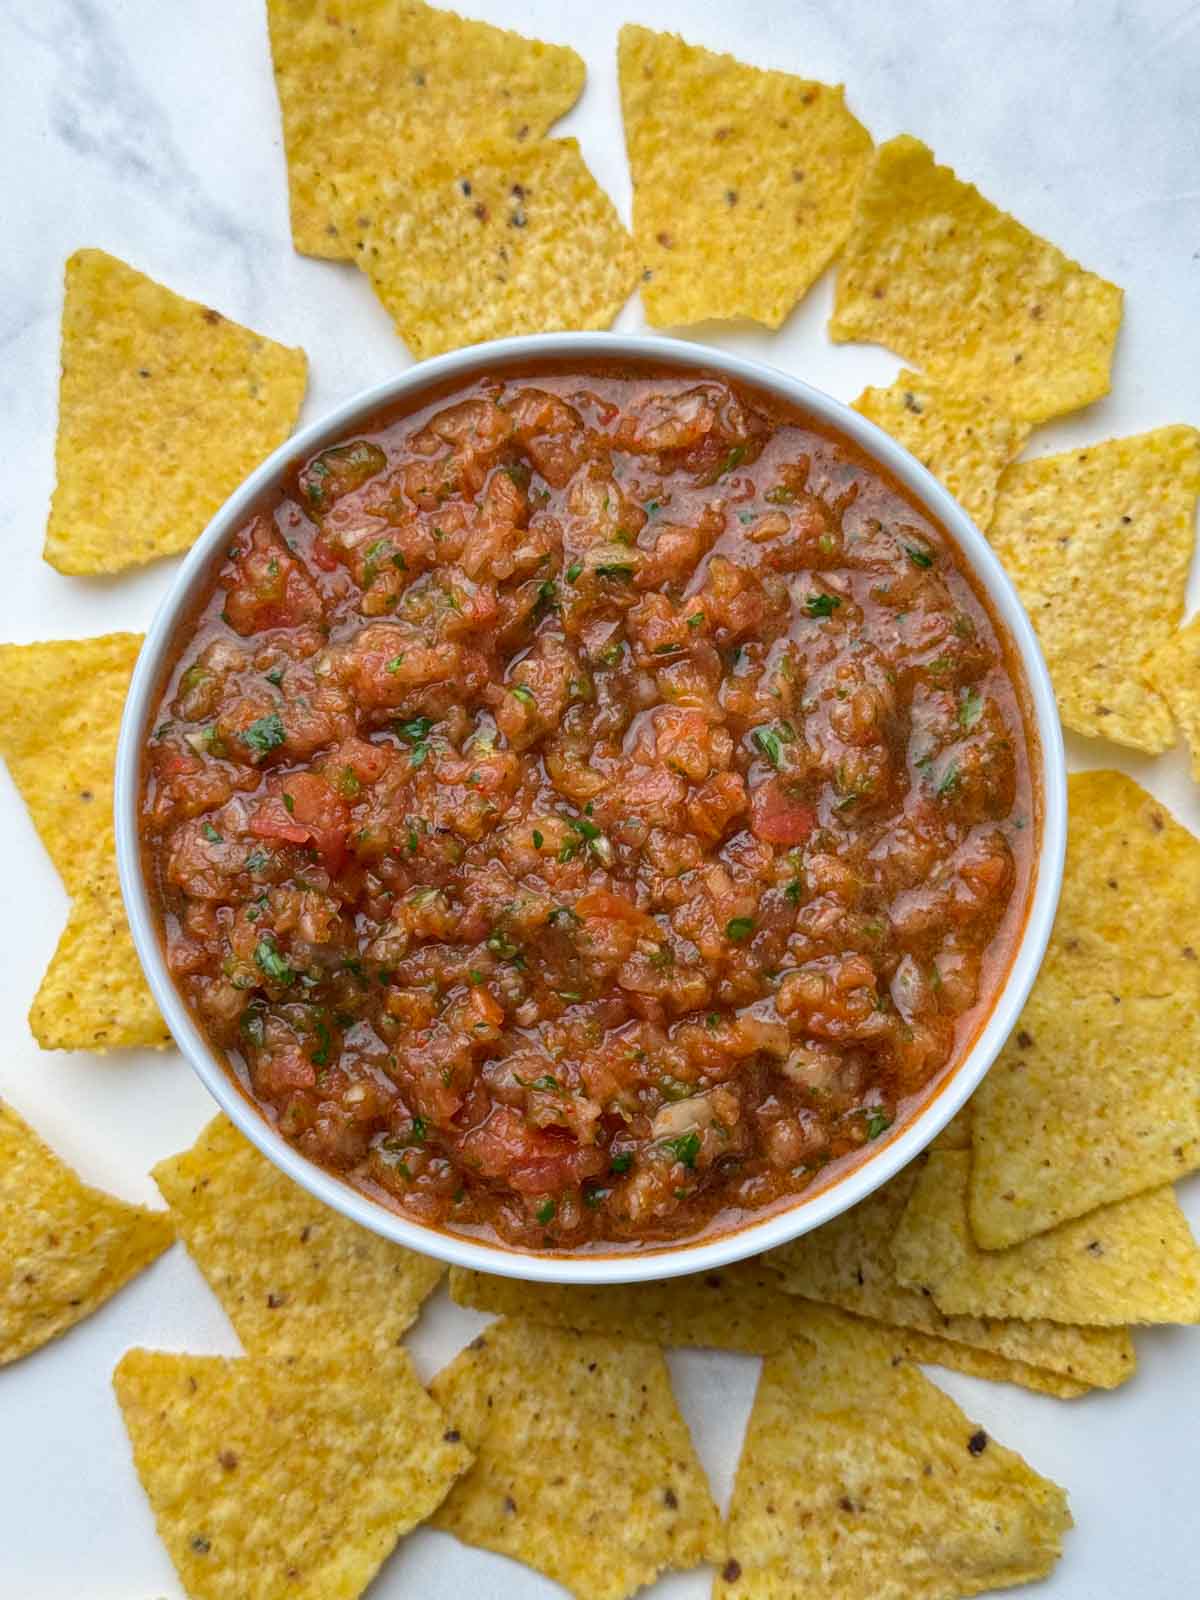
336;137;637;359
717;1309;1071;1600
448;1259;824;1356
154;1115;444;1358
29;828;169;1051
617;24;872;328
430;1318;722;1600
448;1266;1087;1397
970;771;1200;1248
764;1166;1135;1389
1;1100;172;1365
0;633;140;894
853;371;1031;528
266;0;584;259
830;136;1122;423
882;1324;1088;1400
931;1104;974;1151
989;426;1200;750
113;1345;470;1600
45;250;306;575
1145;612;1200;780
895;1151;1200;1327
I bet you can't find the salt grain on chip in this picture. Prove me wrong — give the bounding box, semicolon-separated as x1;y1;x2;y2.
989;425;1200;751
336;137;637;359
717;1308;1071;1599
970;770;1200;1249
45;250;306;575
1;1100;172;1366
830;135;1122;423
853;371;1031;529
430;1318;723;1600
266;0;584;258
618;23;872;328
896;1151;1200;1327
114;1345;470;1600
154;1115;444;1359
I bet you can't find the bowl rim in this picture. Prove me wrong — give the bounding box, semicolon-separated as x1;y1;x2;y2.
115;330;1066;1286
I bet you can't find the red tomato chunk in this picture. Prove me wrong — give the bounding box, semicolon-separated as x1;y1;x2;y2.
141;367;1034;1250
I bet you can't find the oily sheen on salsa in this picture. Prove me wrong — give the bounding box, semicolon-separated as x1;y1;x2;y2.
142;366;1034;1250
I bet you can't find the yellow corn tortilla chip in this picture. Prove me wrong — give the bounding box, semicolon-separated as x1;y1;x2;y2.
830;135;1122;423
1145;612;1200;780
969;771;1200;1248
430;1318;722;1600
449;1259;824;1356
717;1308;1071;1600
45;249;306;575
29;828;169;1051
931;1103;974;1151
764;1165;1135;1389
853;371;1031;529
1;1100;172;1365
895;1151;1200;1327
0;634;141;895
449;1266;1088;1397
336;137;637;360
154;1114;443;1358
266;0;584;259
989;426;1200;751
114;1345;470;1600
617;24;872;328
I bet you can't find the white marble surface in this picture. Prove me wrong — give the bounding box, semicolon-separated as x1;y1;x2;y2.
1;1;1198;1595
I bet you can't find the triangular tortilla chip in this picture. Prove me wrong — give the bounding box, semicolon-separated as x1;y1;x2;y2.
969;771;1200;1248
830;135;1122;423
1144;612;1200;780
853;371;1031;528
28;828;168;1051
266;0;584;258
896;1151;1200;1326
46;250;306;575
617;24;872;328
717;1309;1071;1599
1;1101;172;1365
154;1115;444;1358
113;1345;470;1600
447;1262;1089;1397
431;1318;722;1600
0;633;140;895
336;136;637;359
764;1165;1135;1388
989;426;1200;750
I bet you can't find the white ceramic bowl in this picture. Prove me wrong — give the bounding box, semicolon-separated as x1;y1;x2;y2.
116;332;1066;1285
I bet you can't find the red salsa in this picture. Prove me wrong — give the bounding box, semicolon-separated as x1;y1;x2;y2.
141;364;1035;1251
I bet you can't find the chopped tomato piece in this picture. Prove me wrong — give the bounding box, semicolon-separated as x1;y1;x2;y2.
750;777;816;845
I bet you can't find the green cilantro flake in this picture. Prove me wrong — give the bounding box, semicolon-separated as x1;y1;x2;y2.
609;1151;633;1174
511;684;536;707
566;561;583;583
905;543;934;569
535;1198;556;1225
201;822;222;844
959;688;984;730
662;1131;701;1168
805;593;842;619
726;916;755;943
532;829;544;849
243;713;285;760
865;1108;893;1139
254;937;294;986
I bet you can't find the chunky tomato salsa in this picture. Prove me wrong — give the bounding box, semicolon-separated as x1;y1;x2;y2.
142;364;1035;1250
